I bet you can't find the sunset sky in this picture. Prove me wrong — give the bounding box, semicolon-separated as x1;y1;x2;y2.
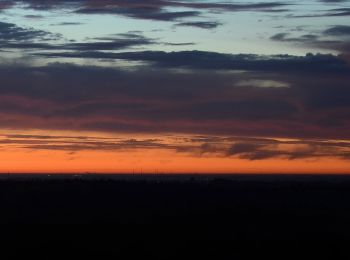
0;0;349;173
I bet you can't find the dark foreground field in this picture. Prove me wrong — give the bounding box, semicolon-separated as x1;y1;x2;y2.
1;174;350;258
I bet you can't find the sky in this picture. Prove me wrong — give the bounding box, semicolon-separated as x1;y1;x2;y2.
0;0;349;174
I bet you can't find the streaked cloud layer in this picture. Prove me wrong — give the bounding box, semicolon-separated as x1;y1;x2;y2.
0;0;349;173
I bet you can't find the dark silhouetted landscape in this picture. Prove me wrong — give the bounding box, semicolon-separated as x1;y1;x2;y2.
1;174;350;258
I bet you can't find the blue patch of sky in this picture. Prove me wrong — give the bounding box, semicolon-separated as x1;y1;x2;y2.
0;0;349;60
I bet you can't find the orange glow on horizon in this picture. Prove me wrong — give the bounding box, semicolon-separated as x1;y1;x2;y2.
0;129;349;174
1;146;349;174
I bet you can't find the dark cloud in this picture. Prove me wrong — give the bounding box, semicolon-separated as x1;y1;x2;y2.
324;25;350;36
175;1;288;11
64;33;155;51
22;139;172;152
270;33;319;42
162;42;196;46
0;22;65;54
0;1;14;10
0;134;171;151
0;58;348;140
270;26;350;54
52;22;84;26
3;134;102;140
289;8;350;18
175;21;222;29
0;21;60;42
225;138;350;160
1;133;349;161
37;51;350;73
77;8;200;22
0;22;199;53
227;142;264;156
1;1;289;23
24;14;44;19
326;8;350;16
0;28;155;51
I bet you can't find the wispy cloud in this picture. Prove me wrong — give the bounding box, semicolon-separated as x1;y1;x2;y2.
1;133;349;161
